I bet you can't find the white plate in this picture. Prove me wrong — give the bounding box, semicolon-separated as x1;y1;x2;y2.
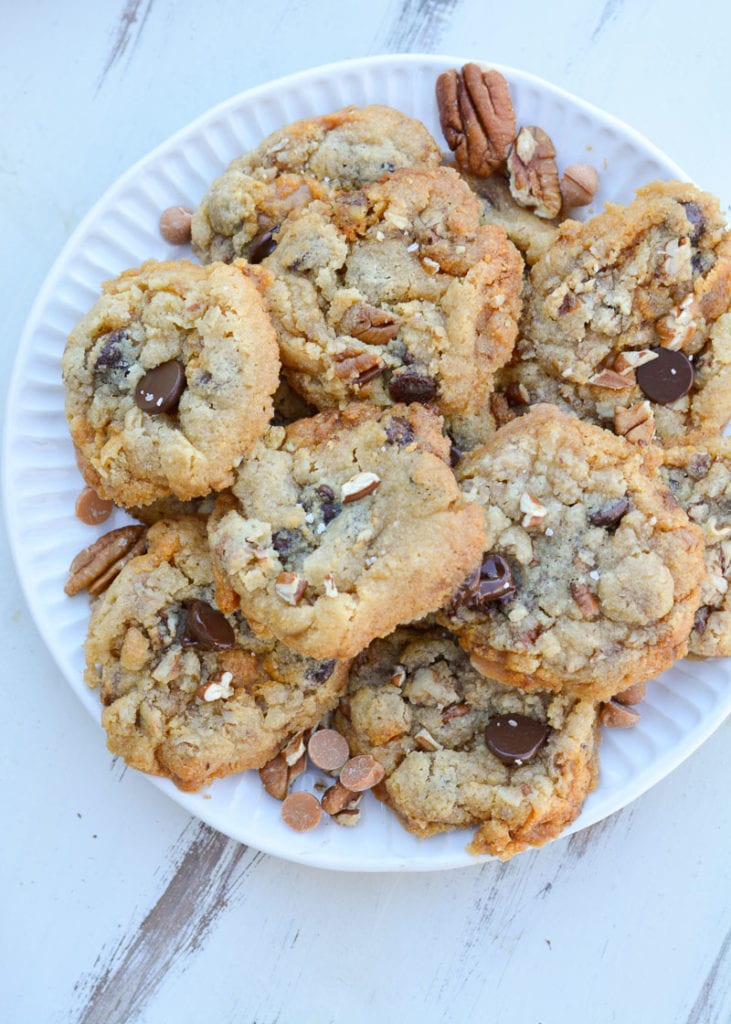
4;54;731;871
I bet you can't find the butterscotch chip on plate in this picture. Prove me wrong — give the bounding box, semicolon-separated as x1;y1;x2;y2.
84;517;348;792
660;435;731;656
62;259;280;508
191;104;442;264
509;181;731;442
207;402;486;660
333;624;600;860
257;165;523;436
439;404;705;701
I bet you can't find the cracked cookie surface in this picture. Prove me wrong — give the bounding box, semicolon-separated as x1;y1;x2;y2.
334;624;600;860
259;165;523;435
510;181;731;442
85;517;348;791
191;104;442;264
661;436;731;657
207;402;486;660
63;259;280;507
440;404;705;700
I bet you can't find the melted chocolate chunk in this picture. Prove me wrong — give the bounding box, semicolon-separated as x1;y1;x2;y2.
485;714;551;766
307;659;336;684
385;416;415;447
93;329;131;387
135;360;186;414
272;528;308;561
588;496;630;528
249;229;278;264
636;348;694;404
388;371;437;404
452;553;517;611
681;201;705;244
181;600;235;651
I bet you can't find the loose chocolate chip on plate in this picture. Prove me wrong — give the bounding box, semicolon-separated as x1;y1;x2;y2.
485;714;550;766
636;348;694;404
388;371;437;404
135;359;186;414
181;599;235;651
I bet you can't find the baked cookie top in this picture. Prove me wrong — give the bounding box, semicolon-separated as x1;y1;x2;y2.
661;435;731;657
191;104;443;264
63;259;280;507
440;404;705;701
207;403;486;660
334;624;600;861
260;165;523;418
512;181;731;441
84;517;348;792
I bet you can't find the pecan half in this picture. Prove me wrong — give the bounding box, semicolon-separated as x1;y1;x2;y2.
338;304;400;344
436;63;516;177
507;126;561;219
65;525;147;597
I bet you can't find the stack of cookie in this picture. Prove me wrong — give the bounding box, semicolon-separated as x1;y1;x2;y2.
62;71;731;861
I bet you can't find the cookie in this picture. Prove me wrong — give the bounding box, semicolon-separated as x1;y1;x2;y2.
440;404;706;701
334;624;600;860
260;165;523;424
63;259;280;507
511;181;731;442
207;402;486;660
660;436;731;657
191;104;442;264
84;517;349;791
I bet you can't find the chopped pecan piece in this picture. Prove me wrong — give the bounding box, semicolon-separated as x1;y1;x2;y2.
614;401;655;444
333;347;384;383
65;525;147;597
507;126;561;219
338;304;400;345
569;581;600;618
436;63;516;177
600;700;641;728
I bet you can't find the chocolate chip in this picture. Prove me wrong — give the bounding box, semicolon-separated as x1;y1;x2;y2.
272;528;307;559
307;659;336;684
484;714;550;766
636;348;694;404
321;501;340;524
681;201;705;243
449;444;463;468
181;600;235;651
388;371;437;404
249;229;277;264
588;496;630;528
135;359;186;414
686;452;712;480
95;329;129;370
452;553;517;611
317;484;335;502
693;604;712;635
384;416;415;447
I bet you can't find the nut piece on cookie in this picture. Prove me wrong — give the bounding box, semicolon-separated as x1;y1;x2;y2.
63;259;280;508
333;624;601;861
439;404;705;701
436;63;516;178
84;517;349;792
207;403;486;660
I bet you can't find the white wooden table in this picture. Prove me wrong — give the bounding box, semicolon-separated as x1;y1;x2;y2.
2;3;730;1022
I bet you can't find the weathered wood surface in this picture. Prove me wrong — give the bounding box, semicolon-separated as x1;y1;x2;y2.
2;2;730;1022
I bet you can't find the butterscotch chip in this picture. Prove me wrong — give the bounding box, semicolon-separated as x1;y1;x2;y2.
159;206;193;245
281;791;322;832
75;486;114;525
339;754;385;792
614;681;646;706
600;700;641;728
307;729;350;772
